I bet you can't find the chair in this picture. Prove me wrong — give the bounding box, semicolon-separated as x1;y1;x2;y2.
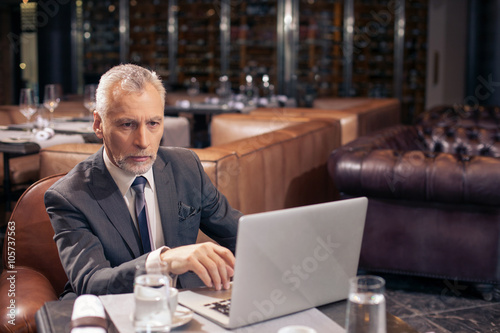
0;174;67;332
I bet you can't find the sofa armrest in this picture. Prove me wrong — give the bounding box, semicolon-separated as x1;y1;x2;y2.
0;267;59;332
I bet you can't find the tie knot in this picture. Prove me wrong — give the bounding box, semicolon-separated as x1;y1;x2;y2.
131;176;147;194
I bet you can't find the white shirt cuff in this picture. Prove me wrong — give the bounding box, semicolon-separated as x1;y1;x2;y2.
145;246;178;287
145;246;169;272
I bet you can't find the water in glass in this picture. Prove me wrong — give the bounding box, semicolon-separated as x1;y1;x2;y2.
83;84;97;114
43;84;60;111
19;88;37;125
345;276;386;333
133;273;172;333
43;84;60;126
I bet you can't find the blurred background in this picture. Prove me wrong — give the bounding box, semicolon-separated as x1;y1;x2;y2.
0;0;499;124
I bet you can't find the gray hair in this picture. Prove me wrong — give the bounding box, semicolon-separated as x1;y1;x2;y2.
95;64;166;117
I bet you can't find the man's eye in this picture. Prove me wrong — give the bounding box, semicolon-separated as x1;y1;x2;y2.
122;122;134;128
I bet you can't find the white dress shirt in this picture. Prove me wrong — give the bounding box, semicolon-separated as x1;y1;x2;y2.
102;149;168;270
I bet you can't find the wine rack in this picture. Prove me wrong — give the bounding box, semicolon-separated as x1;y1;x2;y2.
176;1;220;92
0;8;12;104
82;0;121;83
298;0;344;98
402;0;428;121
128;0;170;79
351;0;395;98
78;0;429;122
230;0;278;94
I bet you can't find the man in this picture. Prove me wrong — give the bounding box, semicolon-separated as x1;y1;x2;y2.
45;64;241;299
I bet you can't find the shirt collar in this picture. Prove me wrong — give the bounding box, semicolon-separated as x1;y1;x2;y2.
103;149;156;195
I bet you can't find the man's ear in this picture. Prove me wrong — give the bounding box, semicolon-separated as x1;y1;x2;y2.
93;111;104;139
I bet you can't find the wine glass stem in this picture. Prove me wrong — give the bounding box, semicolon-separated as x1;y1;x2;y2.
25;117;30;133
49;109;54;127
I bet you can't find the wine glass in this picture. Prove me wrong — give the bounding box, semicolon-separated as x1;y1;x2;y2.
187;77;200;97
19;88;37;136
216;75;231;98
83;84;98;119
43;84;60;127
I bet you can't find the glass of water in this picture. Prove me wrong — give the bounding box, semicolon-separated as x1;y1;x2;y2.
345;275;386;333
133;265;172;333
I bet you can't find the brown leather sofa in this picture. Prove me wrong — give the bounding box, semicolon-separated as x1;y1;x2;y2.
206;114;341;213
328;124;500;299
251;98;401;145
313;97;401;138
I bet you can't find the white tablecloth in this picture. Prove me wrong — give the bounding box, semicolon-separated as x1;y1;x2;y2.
51;120;94;134
51;116;190;147
52;116;190;147
3;115;190;148
0;130;85;149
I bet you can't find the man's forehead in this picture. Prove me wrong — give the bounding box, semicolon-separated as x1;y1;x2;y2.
106;109;163;120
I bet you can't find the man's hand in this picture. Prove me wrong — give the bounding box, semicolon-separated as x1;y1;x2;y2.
160;242;235;290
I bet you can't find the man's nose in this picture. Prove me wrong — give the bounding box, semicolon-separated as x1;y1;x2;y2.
134;125;150;148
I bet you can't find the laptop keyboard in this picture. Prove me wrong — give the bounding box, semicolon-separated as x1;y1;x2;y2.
204;299;231;316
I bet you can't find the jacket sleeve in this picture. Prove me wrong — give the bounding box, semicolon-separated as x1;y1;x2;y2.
45;186;147;296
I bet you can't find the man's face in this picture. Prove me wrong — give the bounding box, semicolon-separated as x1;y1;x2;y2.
93;83;164;175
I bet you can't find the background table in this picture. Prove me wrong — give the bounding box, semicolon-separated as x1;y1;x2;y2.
0;130;86;210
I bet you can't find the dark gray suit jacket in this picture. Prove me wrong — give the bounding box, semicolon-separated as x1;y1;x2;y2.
45;146;241;297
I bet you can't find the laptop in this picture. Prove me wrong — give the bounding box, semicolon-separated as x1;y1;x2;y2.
178;197;368;329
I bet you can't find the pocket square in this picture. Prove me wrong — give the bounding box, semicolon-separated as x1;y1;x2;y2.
178;201;200;221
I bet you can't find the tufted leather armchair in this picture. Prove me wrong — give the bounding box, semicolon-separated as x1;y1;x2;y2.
328;124;500;298
0;174;67;332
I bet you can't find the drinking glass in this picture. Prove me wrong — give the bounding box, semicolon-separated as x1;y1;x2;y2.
187;77;200;97
216;75;231;98
133;265;173;333
19;88;37;134
43;84;60;127
83;84;98;116
345;275;386;333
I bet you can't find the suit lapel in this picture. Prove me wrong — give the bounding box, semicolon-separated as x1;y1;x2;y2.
88;148;143;258
153;152;180;248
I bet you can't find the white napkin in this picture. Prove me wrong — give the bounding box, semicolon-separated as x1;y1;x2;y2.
71;295;107;333
175;100;191;108
34;128;55;141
